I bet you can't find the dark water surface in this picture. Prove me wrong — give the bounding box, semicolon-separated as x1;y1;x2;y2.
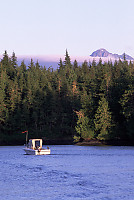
0;145;134;200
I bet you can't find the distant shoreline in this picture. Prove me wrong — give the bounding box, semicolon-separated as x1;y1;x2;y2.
0;139;134;146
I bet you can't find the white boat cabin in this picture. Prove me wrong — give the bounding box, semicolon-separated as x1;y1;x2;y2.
24;138;50;155
27;139;43;150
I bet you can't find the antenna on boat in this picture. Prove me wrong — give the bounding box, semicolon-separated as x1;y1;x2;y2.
26;131;28;145
22;130;28;146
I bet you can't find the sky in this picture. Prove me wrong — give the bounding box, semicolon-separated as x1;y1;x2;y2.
0;0;134;61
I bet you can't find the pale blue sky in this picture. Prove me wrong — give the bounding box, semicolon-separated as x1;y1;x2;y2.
0;0;134;59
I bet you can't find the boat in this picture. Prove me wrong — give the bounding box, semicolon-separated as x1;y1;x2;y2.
24;139;50;155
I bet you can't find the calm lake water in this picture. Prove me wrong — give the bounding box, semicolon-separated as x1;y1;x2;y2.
0;145;134;200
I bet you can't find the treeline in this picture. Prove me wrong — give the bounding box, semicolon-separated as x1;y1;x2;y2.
0;50;134;145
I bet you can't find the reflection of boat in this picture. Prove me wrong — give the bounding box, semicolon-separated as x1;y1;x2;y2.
24;139;50;155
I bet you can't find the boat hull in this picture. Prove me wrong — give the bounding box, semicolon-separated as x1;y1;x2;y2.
24;148;50;155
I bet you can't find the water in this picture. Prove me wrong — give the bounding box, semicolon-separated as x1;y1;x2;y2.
0;145;134;200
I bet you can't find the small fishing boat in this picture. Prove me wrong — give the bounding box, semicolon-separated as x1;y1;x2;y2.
24;139;50;155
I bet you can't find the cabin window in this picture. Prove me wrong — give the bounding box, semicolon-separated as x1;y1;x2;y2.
28;140;32;148
35;140;40;148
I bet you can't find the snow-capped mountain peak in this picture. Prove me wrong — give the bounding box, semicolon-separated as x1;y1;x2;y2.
90;48;133;60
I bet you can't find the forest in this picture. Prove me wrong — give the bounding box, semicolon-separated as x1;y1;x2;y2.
0;50;134;145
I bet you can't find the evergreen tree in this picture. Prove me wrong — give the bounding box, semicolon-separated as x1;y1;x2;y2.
1;51;9;67
64;49;71;67
0;69;8;126
94;96;113;140
73;59;78;70
11;52;17;69
75;110;94;139
58;58;64;70
120;86;134;139
1;51;16;79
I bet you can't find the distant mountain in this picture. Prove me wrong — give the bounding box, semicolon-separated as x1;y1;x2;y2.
90;48;134;60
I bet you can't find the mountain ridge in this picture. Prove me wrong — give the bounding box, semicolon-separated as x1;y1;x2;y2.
90;48;134;60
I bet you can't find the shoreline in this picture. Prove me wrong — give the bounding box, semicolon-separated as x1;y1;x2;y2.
75;139;134;146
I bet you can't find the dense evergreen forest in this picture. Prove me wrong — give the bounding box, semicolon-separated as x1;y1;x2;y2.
0;50;134;145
